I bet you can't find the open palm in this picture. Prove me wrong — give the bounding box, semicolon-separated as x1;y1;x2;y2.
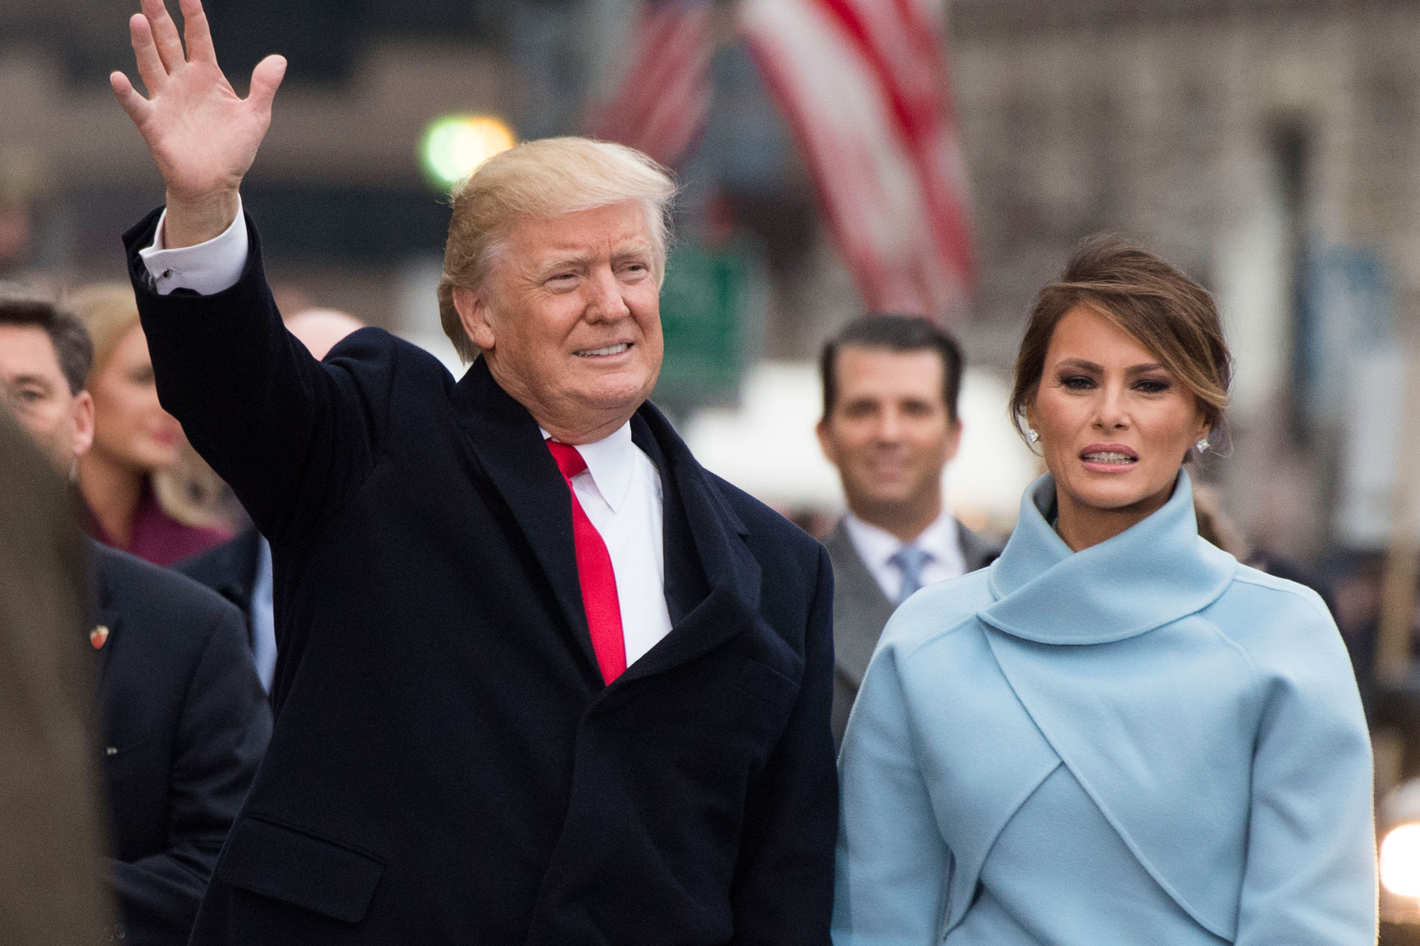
110;0;285;242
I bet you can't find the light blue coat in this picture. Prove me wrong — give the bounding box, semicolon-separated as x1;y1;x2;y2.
833;471;1376;945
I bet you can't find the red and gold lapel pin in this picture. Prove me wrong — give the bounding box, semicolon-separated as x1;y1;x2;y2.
89;624;110;650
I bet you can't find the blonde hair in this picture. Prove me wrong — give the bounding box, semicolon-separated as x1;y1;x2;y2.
436;137;677;362
64;283;140;386
1192;484;1250;559
67;283;232;530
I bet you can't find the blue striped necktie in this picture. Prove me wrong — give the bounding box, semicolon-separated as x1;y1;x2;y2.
889;545;931;605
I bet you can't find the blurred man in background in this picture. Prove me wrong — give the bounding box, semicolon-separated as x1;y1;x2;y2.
817;314;1000;745
0;288;271;945
110;1;834;941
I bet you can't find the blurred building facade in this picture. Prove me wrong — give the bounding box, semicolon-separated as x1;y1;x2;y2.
950;0;1420;564
2;0;1417;560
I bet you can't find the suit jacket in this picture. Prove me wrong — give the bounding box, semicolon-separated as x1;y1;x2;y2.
93;542;272;946
125;210;837;945
834;471;1375;944
177;528;263;625
825;517;998;746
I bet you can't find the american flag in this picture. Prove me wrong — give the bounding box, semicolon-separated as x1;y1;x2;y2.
740;0;975;321
584;1;715;170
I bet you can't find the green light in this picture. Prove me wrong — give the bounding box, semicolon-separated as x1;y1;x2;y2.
419;114;516;191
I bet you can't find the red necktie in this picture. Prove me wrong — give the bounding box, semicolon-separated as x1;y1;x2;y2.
546;441;627;684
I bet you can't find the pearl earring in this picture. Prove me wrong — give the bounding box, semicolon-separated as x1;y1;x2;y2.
1195;437;1210;453
1027;429;1040;444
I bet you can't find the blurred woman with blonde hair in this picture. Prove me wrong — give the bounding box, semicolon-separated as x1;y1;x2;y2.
69;283;232;565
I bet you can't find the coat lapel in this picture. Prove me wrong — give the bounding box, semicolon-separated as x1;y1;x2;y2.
635;405;759;610
215;529;263;614
451;360;599;676
450;365;768;686
88;548;121;696
955;518;1001;572
614;406;772;687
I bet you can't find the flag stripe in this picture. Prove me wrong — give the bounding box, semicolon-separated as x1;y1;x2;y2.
745;1;952;314
585;2;713;169
741;0;974;318
815;0;974;285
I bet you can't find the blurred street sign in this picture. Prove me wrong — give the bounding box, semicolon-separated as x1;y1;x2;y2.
1327;247;1404;547
1301;246;1392;428
654;239;762;412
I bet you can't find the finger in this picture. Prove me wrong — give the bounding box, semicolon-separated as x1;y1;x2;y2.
177;0;218;66
141;0;187;72
109;71;154;127
129;13;167;96
246;54;287;118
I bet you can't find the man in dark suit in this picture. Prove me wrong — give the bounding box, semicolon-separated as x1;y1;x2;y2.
0;289;271;945
91;540;273;945
816;315;1000;745
177;528;267;680
110;3;834;943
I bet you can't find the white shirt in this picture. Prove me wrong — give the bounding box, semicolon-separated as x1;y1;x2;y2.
250;536;277;692
139;203;249;296
541;425;672;666
841;510;967;602
141;204;675;668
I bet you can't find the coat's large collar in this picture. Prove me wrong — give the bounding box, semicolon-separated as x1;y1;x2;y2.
449;359;765;690
983;469;1235;644
965;470;1248;938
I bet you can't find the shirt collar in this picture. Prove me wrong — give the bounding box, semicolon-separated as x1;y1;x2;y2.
916;513;964;575
842;509;958;569
541;422;636;512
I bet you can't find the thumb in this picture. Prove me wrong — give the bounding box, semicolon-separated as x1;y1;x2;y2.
247;54;287;117
110;71;152;127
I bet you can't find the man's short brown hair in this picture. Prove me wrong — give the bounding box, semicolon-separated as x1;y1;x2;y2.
0;286;92;395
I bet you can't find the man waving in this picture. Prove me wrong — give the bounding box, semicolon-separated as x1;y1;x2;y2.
110;2;836;944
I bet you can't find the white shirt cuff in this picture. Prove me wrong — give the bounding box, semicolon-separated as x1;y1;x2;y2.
138;198;249;296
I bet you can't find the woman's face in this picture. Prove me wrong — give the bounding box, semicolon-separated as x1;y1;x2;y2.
88;323;182;473
1027;304;1208;548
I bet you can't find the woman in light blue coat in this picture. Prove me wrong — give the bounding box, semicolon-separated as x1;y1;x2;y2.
833;237;1376;945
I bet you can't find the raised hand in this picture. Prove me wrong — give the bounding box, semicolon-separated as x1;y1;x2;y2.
110;0;286;246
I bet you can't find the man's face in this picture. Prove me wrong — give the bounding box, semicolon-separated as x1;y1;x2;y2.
817;345;960;525
0;323;93;471
454;201;664;443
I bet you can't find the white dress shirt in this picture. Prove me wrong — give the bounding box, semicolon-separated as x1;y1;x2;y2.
139;203;249;296
842;510;967;602
542;426;672;665
140;204;675;668
249;536;277;691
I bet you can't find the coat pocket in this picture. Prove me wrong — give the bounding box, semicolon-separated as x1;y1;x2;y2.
214;816;384;923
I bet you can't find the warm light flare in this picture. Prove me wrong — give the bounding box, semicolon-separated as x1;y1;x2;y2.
419;114;516;191
1380;823;1420;897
